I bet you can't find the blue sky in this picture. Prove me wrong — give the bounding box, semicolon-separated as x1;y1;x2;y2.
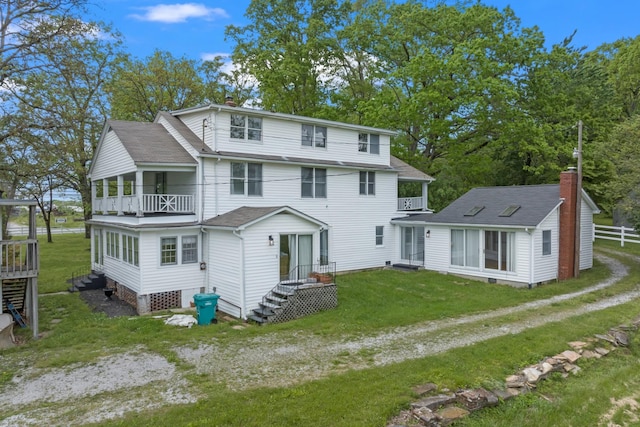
86;1;640;63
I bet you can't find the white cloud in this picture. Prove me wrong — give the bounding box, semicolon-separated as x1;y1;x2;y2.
130;3;229;23
200;52;231;62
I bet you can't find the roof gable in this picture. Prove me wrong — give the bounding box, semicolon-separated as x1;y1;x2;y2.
107;120;197;165
202;206;326;230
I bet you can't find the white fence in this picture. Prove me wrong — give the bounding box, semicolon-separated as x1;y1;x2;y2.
594;224;640;247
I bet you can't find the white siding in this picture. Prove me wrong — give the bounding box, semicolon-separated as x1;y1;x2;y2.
180;109;392;168
208;230;242;317
580;199;595;270
98;227;141;292
243;214;321;314
91;130;136;179
424;226;533;286
137;229;206;296
532;210;560;283
423;225;450;271
202;159;397;272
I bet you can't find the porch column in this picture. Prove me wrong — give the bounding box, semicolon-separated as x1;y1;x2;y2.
421;182;429;211
117;175;124;216
136;170;144;217
91;181;97;214
102;178;109;215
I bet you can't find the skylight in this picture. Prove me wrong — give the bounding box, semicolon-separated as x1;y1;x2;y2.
464;206;485;216
499;205;521;217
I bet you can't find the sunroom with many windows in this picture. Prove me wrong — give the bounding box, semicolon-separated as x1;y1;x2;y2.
450;228;515;272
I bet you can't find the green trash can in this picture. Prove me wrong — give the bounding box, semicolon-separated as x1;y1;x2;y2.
193;293;220;325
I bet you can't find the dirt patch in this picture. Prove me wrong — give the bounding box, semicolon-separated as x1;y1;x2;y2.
79;289;138;318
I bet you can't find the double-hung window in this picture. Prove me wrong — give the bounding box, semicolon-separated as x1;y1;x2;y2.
358;133;380;154
231;162;263;196
123;235;139;266
230;114;262;141
359;171;375;195
301;167;327;198
161;237;177;265
542;230;551;255
301;124;327;148
106;231;120;259
182;236;198;264
376;226;384;246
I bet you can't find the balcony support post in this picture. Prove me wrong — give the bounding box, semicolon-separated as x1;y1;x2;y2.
135;170;144;217
102;178;109;215
422;182;429;211
117;175;124;216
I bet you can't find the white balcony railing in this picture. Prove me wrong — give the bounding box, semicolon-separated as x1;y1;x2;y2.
1;239;39;278
398;197;424;211
94;194;194;215
142;194;194;214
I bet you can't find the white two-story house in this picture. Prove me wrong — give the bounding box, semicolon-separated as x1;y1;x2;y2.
87;100;433;320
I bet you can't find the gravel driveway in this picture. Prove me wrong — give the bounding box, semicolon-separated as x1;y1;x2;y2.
0;252;637;426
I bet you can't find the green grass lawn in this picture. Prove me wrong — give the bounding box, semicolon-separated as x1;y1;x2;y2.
4;236;640;426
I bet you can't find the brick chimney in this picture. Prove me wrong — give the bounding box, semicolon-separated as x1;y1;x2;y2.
224;96;237;107
558;169;578;280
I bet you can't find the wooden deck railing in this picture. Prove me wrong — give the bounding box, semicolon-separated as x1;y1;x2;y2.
93;194;195;215
1;239;39;279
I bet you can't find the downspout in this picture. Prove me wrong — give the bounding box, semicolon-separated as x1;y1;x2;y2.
200;227;209;292
233;229;246;319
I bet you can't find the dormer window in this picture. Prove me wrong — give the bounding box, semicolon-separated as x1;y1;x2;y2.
301;124;326;148
230;114;262;141
358;133;380;154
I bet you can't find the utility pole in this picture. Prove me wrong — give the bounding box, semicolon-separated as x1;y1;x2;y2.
574;120;583;278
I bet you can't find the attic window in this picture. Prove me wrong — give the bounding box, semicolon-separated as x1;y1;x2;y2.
499;205;521;217
464;206;484;216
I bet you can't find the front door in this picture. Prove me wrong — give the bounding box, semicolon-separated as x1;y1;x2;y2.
279;234;313;281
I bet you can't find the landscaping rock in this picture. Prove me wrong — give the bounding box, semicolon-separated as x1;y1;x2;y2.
493;388;517;401
412;406;441;426
522;367;543;383
610;329;629;347
558;350;581;363
568;341;588;350
411;394;456;411
438;406;470;425
413;383;438;396
595;347;610;356
581;350;601;359
505;374;526;388
456;388;498;411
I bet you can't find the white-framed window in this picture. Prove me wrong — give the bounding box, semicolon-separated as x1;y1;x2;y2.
301;167;327;198
376;225;384;246
123;235;139;267
542;230;551;255
358;133;380;154
301;124;327;148
451;229;480;268
230;114;262;141
182;235;198;264
106;231;120;259
359;171;375;195
484;230;515;272
231;162;263;196
320;229;329;265
161;237;177;265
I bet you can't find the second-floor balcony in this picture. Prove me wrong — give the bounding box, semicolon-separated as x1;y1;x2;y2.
94;193;195;216
398;197;425;211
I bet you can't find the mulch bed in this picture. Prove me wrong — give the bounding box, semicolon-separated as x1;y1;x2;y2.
79;289;138;318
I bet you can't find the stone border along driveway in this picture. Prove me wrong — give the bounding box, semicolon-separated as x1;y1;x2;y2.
0;252;638;426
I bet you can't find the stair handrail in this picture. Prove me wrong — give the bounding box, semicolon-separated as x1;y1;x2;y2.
262;262;337;309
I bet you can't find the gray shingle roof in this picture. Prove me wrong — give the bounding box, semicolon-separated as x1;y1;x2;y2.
202;206;284;228
107;120;197;165
156;111;215;154
202;206;326;229
390;157;435;182
397;184;565;227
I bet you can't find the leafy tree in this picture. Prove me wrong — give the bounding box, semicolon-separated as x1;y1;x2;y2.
226;0;351;116
10;20;124;238
604;115;640;229
107;50;207;122
608;35;640;118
